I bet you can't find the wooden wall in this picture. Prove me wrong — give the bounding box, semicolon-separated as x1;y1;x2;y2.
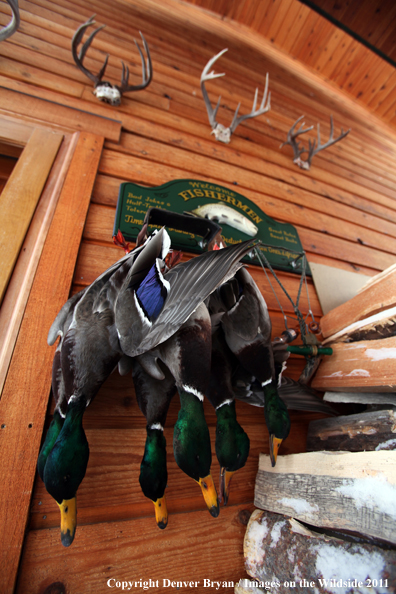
1;0;396;591
184;0;396;129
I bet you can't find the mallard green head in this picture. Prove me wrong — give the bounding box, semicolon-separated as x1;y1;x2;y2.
215;401;250;505
37;409;64;481
173;389;219;518
263;381;291;467
139;426;168;529
42;398;89;547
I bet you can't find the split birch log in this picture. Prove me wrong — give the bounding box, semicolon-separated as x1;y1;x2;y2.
320;266;396;339
307;410;396;452
243;509;396;594
311;335;396;392
254;451;396;544
324;391;396;406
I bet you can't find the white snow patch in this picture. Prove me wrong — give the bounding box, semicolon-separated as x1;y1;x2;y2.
336;474;396;518
277;497;319;516
245;518;269;571
375;438;396;451
346;369;370;377
314;542;387;594
287;544;296;564
269;520;286;548
366;347;396;361
293;563;304;583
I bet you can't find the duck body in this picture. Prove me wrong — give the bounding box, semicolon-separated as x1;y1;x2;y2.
40;228;172;545
117;237;260;520
40;230;259;541
133;301;219;519
206;327;249;504
115;238;259;358
131;357;176;529
208;266;290;466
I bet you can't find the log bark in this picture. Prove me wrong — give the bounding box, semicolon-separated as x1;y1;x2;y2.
307;409;396;452
243;509;396;594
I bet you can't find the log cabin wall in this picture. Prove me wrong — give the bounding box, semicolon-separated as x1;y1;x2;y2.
184;0;396;129
1;0;396;592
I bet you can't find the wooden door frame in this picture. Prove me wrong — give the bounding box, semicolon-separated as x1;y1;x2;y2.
0;129;104;594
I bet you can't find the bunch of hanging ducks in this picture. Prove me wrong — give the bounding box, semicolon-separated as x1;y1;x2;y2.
38;223;333;547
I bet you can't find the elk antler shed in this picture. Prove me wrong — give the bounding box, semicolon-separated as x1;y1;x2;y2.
71;15;152;106
200;49;271;143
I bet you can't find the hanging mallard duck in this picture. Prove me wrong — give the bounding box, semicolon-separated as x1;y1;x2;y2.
40;221;260;544
41;205;335;545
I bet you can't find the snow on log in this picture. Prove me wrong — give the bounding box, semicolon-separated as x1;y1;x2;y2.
254;452;396;544
311;336;396;392
243;509;396;594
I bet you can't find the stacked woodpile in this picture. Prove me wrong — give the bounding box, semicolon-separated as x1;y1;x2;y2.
238;264;396;593
312;263;396;393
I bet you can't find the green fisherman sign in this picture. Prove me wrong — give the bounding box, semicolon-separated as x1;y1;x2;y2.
114;179;310;275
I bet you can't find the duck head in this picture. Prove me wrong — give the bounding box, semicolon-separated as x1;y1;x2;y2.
173;389;219;518
40;398;89;546
139;426;168;529
215;401;250;505
263;381;291;466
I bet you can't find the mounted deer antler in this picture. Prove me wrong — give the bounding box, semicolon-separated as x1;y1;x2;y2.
281;115;350;170
71;15;152;106
200;48;271;143
0;0;20;42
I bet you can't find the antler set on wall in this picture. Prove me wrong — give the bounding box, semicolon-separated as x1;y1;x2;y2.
200;48;271;144
0;0;20;42
281;115;350;170
72;15;152;106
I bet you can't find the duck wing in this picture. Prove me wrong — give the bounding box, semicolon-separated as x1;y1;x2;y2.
47;288;86;346
116;238;258;357
211;267;275;385
233;373;337;415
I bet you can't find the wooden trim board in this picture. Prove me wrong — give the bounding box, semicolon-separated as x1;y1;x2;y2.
0;131;104;594
0;126;63;304
0;129;80;396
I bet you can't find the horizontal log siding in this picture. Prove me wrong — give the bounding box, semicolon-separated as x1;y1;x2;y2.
1;0;395;590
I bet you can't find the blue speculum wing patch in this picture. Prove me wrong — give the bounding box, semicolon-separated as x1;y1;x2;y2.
136;263;168;320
